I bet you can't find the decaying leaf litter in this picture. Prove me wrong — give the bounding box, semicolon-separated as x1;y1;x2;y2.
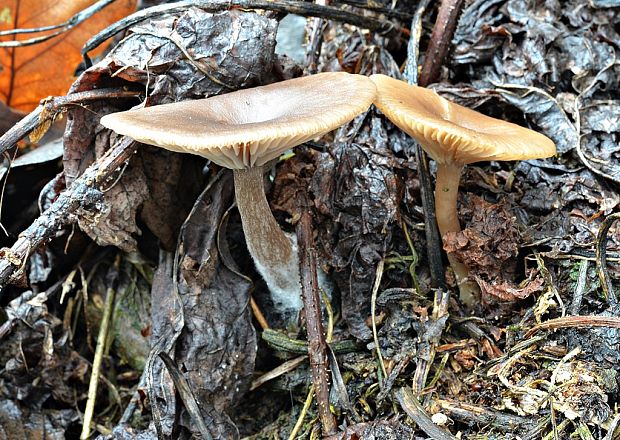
0;0;619;438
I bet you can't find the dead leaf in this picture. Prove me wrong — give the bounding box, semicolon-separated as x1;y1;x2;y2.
0;0;137;111
444;195;545;302
443;195;520;280
476;276;545;301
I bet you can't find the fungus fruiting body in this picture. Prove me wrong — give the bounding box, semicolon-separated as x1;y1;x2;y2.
101;72;377;316
370;74;556;306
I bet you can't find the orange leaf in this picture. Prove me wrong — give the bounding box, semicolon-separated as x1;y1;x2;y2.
0;0;137;111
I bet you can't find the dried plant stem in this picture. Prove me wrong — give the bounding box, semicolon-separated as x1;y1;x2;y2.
524;315;620;339
0;0;117;47
435;399;539;433
0;137;136;289
289;385;316;440
395;387;458;440
297;196;337;436
419;0;465;86
371;259;387;381
81;255;120;439
250;296;270;330
403;0;444;289
305;0;329;74
0;89;141;156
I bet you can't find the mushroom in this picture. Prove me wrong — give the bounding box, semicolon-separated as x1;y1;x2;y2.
369;74;556;306
100;72;377;315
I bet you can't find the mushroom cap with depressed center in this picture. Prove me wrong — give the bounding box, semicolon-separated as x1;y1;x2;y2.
370;74;556;165
100;72;377;169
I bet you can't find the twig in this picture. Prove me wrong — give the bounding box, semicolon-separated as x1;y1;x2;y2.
395;388;458;440
403;0;430;84
524;315;620;339
0;137;136;289
370;259;387;381
0;89;142;156
81;254;120;439
305;16;326;75
82;0;401;64
296;194;337;436
595;212;620;308
418;0;465;87
334;0;412;20
403;0;445;290
250;297;270;330
0;0;117;47
435;398;539;432
250;356;307;391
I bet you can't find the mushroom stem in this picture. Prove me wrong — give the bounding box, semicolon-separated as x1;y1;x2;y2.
435;162;479;307
233;166;302;313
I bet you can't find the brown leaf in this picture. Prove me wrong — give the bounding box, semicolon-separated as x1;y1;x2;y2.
476;276;545;302
443;195;520;280
0;0;137;111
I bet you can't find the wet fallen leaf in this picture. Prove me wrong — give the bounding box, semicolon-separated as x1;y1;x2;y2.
0;0;137;111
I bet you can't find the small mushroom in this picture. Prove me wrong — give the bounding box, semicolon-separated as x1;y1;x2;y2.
370;74;556;306
101;72;377;315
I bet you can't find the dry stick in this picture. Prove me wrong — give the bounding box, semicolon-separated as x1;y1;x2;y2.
0;137;136;288
82;0;400;63
395;388;458;440
435;398;539;433
0;89;142;156
296;194;337;436
418;0;465;87
523;315;620;339
81;254;120;439
305;0;331;75
0;0;117;47
334;0;413;20
403;0;444;290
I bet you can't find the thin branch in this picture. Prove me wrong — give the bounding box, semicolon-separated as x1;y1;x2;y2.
0;89;142;156
524;315;620;339
81;254;120;439
0;137;136;289
419;0;465;87
297;193;337;436
395;387;459;440
0;0;118;47
403;0;445;290
82;0;401;64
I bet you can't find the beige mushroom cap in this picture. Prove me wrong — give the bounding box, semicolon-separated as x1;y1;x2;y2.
370;74;556;165
100;72;377;169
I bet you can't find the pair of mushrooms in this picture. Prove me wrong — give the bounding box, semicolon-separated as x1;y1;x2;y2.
100;72;555;310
